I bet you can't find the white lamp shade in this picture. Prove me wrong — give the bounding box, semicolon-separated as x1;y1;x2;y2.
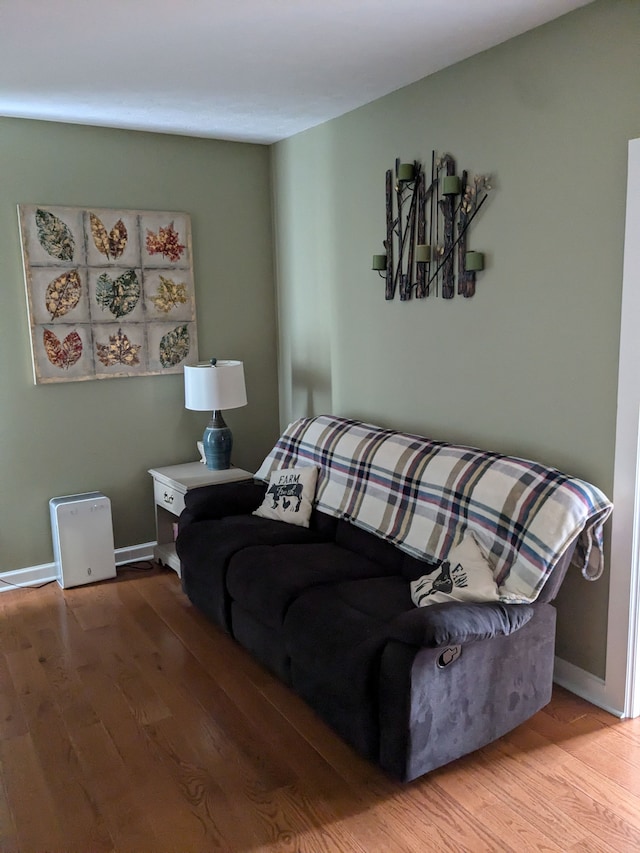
184;361;247;411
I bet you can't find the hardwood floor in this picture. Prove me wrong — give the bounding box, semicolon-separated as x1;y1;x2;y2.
1;566;640;852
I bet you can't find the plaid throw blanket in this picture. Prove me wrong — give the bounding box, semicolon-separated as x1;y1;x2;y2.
255;416;613;603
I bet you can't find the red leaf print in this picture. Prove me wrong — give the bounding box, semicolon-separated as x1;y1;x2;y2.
145;221;186;262
43;329;83;369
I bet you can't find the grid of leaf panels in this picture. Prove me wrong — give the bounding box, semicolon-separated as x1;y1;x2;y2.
18;204;198;383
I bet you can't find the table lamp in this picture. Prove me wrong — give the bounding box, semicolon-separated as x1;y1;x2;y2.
184;359;247;470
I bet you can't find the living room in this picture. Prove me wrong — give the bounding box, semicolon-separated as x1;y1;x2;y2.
1;0;639;848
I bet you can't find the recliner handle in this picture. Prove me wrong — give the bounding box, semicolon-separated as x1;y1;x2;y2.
437;645;462;668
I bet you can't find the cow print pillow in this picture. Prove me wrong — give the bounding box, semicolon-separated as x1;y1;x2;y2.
410;530;501;607
253;466;318;528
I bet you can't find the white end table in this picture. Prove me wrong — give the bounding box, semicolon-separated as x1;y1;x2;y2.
148;462;253;576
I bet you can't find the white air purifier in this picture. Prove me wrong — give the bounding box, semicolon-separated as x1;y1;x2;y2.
49;492;117;588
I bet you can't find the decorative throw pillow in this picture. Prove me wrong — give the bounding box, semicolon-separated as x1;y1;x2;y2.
410;530;500;607
253;466;318;528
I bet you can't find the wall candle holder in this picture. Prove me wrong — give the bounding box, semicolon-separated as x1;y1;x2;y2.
373;152;492;300
397;163;416;182
465;251;485;272
442;175;461;195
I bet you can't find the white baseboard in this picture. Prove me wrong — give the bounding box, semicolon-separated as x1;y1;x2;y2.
0;541;156;593
554;655;623;718
114;541;156;566
0;562;58;591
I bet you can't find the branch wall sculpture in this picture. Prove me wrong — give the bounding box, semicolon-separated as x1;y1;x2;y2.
376;152;492;301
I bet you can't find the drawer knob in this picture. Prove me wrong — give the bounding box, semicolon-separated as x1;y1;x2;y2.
163;492;174;504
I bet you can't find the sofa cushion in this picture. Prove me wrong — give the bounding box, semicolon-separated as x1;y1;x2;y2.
179;479;265;528
230;603;292;684
178;514;324;576
253;466;318;528
226;542;396;631
400;551;441;582
283;576;414;698
284;576;416;763
310;509;340;539
177;514;328;630
334;519;404;572
283;576;533;697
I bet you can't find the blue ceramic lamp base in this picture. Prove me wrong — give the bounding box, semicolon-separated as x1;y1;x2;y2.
202;410;233;470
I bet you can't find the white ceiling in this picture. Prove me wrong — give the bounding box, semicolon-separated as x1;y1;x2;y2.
0;0;592;145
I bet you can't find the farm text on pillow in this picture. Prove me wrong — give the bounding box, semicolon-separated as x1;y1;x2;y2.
253;466;318;528
410;529;501;607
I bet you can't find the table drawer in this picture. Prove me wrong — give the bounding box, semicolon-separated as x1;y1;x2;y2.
154;480;186;516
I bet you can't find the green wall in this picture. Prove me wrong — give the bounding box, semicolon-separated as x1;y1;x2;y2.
0;118;279;572
272;0;640;677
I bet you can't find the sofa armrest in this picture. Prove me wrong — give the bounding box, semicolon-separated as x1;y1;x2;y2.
179;479;266;528
387;601;534;648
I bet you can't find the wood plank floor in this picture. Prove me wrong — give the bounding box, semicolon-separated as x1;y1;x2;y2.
1;565;639;852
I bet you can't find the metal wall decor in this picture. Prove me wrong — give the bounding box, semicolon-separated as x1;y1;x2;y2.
372;152;491;300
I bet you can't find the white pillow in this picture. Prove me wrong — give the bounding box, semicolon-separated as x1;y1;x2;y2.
410;530;500;607
253;466;318;528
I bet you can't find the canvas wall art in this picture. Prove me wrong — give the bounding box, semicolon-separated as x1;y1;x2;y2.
18;204;198;383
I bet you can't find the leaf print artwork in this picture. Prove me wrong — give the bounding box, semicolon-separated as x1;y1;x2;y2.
35;209;75;260
95;270;140;318
159;324;190;367
96;327;142;367
45;270;82;320
19;204;196;382
43;329;83;369
146;222;186;262
151;276;188;313
89;213;128;260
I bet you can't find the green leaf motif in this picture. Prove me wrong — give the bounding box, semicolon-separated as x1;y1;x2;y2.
35;209;75;260
95;270;140;318
159;324;190;368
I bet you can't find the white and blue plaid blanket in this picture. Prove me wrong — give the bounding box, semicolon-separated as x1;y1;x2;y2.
255;416;613;603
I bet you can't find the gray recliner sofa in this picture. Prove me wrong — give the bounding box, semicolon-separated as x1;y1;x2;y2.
176;415;611;781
